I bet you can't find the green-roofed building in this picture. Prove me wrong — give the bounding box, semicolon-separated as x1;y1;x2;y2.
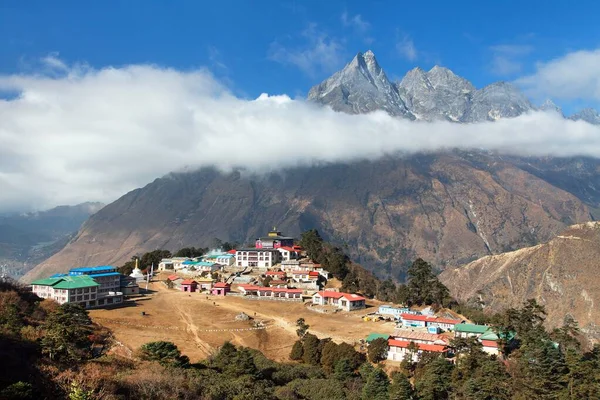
480;329;516;342
454;323;491;338
31;273;122;309
366;333;390;343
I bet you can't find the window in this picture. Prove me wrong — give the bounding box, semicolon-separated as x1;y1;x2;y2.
84;288;89;293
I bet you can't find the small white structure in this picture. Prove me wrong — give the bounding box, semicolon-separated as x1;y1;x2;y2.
311;290;366;311
130;263;146;283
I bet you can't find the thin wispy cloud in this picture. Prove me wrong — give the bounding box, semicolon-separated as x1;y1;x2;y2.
489;44;533;76
2;57;600;212
517;48;600;102
268;24;344;77
341;11;373;44
396;35;417;61
341;12;369;32
207;46;227;71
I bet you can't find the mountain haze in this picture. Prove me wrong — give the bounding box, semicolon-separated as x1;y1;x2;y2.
1;202;104;278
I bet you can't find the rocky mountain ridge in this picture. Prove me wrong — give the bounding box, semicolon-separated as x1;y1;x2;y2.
308;51;599;124
440;221;600;339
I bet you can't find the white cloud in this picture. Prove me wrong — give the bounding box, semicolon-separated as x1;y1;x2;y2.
341;11;370;33
516;48;600;101
268;24;344;76
396;35;417;61
1;58;600;212
489;44;533;76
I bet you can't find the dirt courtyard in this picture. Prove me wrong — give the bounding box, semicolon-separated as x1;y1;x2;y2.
89;282;396;362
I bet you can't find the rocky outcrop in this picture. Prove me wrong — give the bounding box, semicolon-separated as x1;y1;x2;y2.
309;50;597;124
440;222;600;340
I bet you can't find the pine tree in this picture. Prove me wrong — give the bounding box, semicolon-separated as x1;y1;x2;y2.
290;340;304;360
302;333;322;365
367;337;388;363
333;359;355;381
415;357;454;400
361;367;389;400
389;372;415;400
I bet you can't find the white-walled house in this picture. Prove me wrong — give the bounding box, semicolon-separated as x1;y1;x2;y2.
235;249;282;269
311;291;366;311
158;257;192;271
31;265;125;309
216;254;235;266
290;270;319;283
31;275;99;308
277;246;300;261
387;339;448;362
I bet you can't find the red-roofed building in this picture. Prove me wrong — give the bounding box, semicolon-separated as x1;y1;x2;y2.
180;279;198;293
227;249;236;254
387;338;448;362
481;340;499;356
167;275;179;281
237;284;302;300
265;270;287;279
278;246;300;262
312;290;366;311
211;282;230;296
427;317;463;331
399;314;463;331
291;270;320;283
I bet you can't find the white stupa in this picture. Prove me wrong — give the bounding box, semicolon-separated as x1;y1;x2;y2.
129;259;145;282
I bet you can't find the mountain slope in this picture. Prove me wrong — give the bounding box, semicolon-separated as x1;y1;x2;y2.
1;202;104;278
25;153;592;282
440;222;600;339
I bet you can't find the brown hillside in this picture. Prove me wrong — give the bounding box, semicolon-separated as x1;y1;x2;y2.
24;153;593;282
440;221;600;340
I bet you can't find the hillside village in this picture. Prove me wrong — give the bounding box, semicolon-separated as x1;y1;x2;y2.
27;228;510;365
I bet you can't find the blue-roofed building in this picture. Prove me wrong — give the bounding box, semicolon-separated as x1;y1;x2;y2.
215;254;235;266
378;305;413;319
68;265;122;298
69;265;116;275
185;261;221;273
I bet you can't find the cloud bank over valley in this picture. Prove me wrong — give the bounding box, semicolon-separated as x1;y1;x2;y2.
1;57;600;211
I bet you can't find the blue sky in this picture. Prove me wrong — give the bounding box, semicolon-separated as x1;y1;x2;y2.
2;1;600;211
2;0;600;111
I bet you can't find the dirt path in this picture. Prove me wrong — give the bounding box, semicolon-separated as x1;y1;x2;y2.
175;304;213;355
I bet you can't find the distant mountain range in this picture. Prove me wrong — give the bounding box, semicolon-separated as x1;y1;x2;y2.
1;202;104;278
309;50;600;124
